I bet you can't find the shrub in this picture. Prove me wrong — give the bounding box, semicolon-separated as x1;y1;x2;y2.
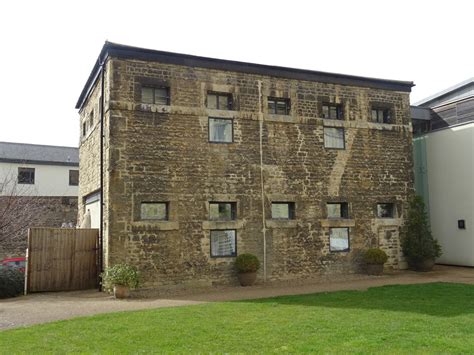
235;254;260;273
402;195;442;265
101;263;140;290
363;248;388;265
0;267;24;298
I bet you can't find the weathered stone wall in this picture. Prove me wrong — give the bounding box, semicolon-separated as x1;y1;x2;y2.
82;57;413;288
0;196;78;259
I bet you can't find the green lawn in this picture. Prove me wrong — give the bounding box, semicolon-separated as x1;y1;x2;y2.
1;282;473;353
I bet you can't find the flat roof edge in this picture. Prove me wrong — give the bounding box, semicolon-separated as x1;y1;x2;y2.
76;41;414;110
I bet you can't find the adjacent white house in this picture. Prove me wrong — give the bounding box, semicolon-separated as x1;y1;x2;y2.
0;142;79;197
411;78;474;267
0;142;79;258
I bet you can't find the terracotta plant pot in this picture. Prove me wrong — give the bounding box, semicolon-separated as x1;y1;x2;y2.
414;259;435;272
238;272;257;286
367;263;384;276
113;285;130;299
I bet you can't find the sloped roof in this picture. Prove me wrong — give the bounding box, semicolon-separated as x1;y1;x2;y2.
415;77;474;107
0;142;79;166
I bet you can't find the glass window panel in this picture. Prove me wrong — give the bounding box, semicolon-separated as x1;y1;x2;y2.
327;203;341;218
210;230;236;257
324;127;344;149
141;202;168;220
377;203;394;218
371;109;378;121
383;110;391;123
322;105;329;118
272;203;290;219
210;202;234;220
141;87;154;104
276;100;288;115
207;94;217;109
209;118;233;143
268;99;276;114
330;228;349;252
218;95;230;110
330;106;337;119
154;88;168;105
69;170;79;186
18;168;35;184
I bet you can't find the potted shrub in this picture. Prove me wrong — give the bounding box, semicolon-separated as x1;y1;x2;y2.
101;263;139;299
402;196;442;271
235;253;260;286
363;248;388;275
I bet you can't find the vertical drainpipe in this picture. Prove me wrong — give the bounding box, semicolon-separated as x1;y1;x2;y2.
98;57;105;290
257;80;267;282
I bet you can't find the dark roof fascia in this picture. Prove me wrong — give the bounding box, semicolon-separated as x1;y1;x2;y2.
76;42;414;110
0;158;79;167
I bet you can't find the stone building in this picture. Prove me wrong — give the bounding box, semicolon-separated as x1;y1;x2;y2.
76;42;414;288
0;142;79;258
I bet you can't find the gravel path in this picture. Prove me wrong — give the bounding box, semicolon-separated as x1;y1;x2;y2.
1;265;473;331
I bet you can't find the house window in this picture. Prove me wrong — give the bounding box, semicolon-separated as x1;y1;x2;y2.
268;97;290;115
210;230;237;257
141;87;170;105
82;122;87;137
327;202;349;219
207;92;232;110
372;108;391;124
18;168;35;184
209;118;233;143
209;202;236;221
322;103;343;120
69;170;79;186
271;202;295;220
324;127;345;149
329;227;350;252
377;203;395;218
140;202;168;220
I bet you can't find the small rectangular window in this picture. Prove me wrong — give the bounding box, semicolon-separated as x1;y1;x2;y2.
372;108;391;124
140;202;168;220
322;103;343;120
210;230;237;257
209;118;233;143
327;202;349;219
330;227;350;252
209;202;236;221
141;87;170;105
324;127;345;149
377;203;395;218
18;167;35;184
69;170;79;186
82;122;87;137
268;97;290;115
271;202;295;220
207;92;232;110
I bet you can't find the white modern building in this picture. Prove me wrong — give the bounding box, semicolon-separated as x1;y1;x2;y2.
412;78;474;267
0;142;79;258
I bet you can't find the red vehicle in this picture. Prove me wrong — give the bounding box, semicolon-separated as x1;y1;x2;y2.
1;257;26;272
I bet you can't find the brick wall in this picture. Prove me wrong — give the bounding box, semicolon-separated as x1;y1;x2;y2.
80;57;414;288
0;196;78;259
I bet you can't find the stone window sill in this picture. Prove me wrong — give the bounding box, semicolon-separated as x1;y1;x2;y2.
202;220;244;230
320;219;355;228
130;221;179;232
137;103;171;114
374;218;400;226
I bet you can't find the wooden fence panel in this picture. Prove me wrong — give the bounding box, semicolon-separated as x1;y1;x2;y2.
26;228;99;293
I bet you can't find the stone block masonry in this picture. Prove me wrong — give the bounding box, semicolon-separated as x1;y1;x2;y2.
77;43;414;289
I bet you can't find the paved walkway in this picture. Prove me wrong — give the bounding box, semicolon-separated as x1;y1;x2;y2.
1;265;473;331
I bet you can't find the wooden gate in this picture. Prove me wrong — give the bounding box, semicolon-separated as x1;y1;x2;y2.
26;228;99;293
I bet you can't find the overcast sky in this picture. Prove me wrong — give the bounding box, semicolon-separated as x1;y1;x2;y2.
1;0;472;147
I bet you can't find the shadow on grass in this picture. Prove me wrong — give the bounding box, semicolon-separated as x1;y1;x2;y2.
240;282;474;317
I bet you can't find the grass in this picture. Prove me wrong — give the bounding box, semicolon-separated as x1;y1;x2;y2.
1;282;473;353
